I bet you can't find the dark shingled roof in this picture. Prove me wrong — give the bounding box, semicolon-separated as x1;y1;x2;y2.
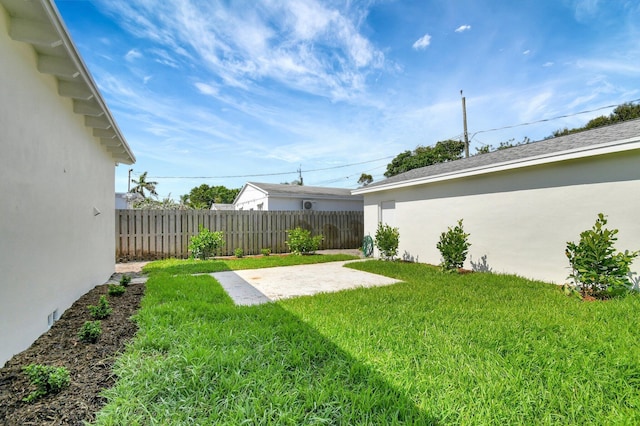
363;118;640;190
248;182;362;198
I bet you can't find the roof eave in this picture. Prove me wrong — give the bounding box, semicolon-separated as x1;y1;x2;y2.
2;0;135;165
353;136;640;195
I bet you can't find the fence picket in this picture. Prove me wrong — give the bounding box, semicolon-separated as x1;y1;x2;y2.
115;210;363;261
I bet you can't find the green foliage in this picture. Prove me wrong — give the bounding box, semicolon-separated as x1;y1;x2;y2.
95;259;640;424
22;364;70;402
550;102;640;138
285;227;323;255
384;139;465;177
234;247;244;258
120;274;131;287
78;320;102;343
182;184;240;209
474;137;531;155
437;219;471;272
130;171;158;199
261;248;271;256
357;173;373;186
374;222;399;260
88;295;112;320
132;194;192;210
566;213;638;299
142;254;358;275
108;284;126;296
189;226;225;260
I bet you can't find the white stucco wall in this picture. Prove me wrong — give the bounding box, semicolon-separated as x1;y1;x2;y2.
363;150;640;284
0;6;116;365
235;185;363;211
235;185;268;210
268;197;363;211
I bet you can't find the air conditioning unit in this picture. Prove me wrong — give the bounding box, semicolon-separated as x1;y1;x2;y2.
302;200;314;210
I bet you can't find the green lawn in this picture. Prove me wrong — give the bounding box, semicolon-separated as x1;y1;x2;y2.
95;258;640;425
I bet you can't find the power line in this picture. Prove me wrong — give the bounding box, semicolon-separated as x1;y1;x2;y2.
148;155;394;180
470;98;640;139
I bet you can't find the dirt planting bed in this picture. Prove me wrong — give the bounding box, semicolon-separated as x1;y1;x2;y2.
0;279;145;425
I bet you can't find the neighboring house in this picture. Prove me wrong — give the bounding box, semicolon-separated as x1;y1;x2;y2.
353;119;640;284
116;192;142;209
234;182;364;211
0;0;135;366
210;203;235;211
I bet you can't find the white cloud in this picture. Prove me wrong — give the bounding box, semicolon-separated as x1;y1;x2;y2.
523;50;531;55
455;25;471;33
194;82;219;96
125;48;142;61
543;62;554;67
412;34;431;50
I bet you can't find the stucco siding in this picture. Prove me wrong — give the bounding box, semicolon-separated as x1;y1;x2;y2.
363;151;640;284
0;5;115;365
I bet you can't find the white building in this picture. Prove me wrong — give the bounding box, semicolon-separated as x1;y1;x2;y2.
0;0;135;365
353;119;640;284
233;182;364;212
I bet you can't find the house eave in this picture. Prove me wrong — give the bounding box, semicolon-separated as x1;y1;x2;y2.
1;0;135;165
353;136;640;195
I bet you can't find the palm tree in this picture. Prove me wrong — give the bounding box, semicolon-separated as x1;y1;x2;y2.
130;171;158;199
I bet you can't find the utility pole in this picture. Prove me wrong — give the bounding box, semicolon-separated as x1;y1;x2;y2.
297;166;303;186
128;168;133;192
461;90;469;158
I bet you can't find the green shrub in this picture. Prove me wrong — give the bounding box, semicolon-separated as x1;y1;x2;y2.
374;222;399;261
286;227;323;255
234;248;244;258
108;284;126;296
119;274;132;287
88;295;112;319
78;320;102;343
566;213;638;299
22;364;70;402
261;248;271;256
189;226;225;260
437;219;471;272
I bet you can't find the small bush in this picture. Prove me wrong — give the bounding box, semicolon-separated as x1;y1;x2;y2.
22;364;70;402
108;284;126;296
120;274;132;287
234;248;244;258
88;295;112;319
437;219;471;272
189;226;225;260
78;320;102;343
286;227;323;255
566;213;638;299
375;222;399;261
261;248;271;256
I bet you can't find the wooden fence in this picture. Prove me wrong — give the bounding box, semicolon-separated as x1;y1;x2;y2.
115;209;364;261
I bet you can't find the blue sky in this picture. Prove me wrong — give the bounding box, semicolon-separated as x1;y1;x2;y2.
55;0;640;199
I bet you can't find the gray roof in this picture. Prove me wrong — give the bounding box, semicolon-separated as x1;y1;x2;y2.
362;118;640;190
248;182;362;199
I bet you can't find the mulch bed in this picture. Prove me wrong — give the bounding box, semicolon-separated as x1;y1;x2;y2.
0;281;145;425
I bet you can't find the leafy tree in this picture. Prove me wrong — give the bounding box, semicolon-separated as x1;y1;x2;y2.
130;171;158;199
182;184;240;209
384;140;465;178
475;137;531;155
358;173;373;186
550;102;640;138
